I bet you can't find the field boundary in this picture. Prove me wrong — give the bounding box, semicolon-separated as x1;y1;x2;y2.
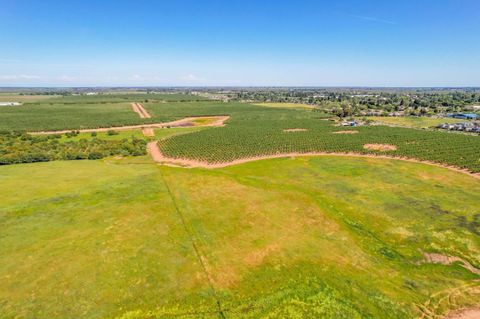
156;167;227;319
29;116;230;135
149;144;480;179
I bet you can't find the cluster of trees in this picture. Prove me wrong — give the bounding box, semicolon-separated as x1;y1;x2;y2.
230;89;480;117
0;132;146;165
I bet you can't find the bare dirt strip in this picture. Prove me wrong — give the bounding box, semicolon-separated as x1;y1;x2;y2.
283;128;307;132
147;146;480;179
141;128;155;136
443;308;480;319
363;143;397;151
333;130;359;134
423;253;480;275
131;102;151;119
30;116;229;135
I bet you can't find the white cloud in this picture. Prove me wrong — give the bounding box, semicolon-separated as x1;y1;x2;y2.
0;74;42;80
57;75;76;81
180;74;206;82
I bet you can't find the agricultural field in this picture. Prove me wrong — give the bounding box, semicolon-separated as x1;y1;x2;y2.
0;93;60;102
0;93;479;318
30;93;209;104
0;102;152;131
368;116;462;128
253;102;316;109
158;104;480;173
0;101;231;132
1;155;479;318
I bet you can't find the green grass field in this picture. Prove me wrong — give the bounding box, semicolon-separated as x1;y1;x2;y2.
369;116;462;128
0;93;61;102
0;156;479;318
253;102;316;109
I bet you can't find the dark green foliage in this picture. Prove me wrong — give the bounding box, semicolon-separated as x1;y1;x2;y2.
0;132;146;165
107;130;119;136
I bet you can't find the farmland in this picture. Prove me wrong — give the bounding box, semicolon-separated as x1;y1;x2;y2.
0;93;61;102
1;99;479;171
157;103;480;173
1;155;479;318
0;91;479;318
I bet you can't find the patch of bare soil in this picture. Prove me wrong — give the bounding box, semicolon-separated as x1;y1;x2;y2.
417;283;480;319
363;143;397;151
443;308;480;319
244;243;280;267
131;102;151;119
30;116;230;135
141;128;154;137
423;253;480;275
333;130;359;134
283;128;307;132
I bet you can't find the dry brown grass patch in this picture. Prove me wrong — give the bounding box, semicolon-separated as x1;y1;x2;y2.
363;143;397;151
283;128;307;132
333;130;359;134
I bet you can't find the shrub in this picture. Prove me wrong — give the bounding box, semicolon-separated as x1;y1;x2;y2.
107;130;119;136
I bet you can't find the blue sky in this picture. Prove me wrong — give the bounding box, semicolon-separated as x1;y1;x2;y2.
1;0;479;87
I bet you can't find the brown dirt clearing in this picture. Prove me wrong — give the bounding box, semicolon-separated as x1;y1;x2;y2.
141;128;155;137
423;253;480;275
363;143;397;151
443;308;480;319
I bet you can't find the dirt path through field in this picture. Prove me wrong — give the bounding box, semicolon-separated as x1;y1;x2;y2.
443;308;480;319
141;128;155;136
149;148;480;179
131;102;151;118
147;141;164;161
423;253;480;275
30;116;229;135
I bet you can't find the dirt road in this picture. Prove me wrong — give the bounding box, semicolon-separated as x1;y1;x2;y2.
30;116;229;135
131;102;151;118
147;148;480;179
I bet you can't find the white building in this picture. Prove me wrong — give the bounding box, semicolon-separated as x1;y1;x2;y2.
0;102;21;106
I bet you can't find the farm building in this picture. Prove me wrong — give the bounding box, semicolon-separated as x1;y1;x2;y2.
0;102;21;106
448;113;478;120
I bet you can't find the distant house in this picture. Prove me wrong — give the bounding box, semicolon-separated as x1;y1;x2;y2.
448;113;478;120
341;120;358;127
